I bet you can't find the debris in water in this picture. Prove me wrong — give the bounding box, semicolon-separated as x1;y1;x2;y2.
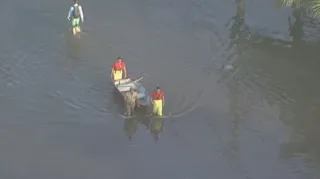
224;64;234;71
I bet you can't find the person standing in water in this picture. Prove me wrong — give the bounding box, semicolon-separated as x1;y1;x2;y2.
67;0;84;35
124;87;139;117
151;86;165;117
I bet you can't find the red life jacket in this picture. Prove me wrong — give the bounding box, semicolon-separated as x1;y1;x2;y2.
113;61;125;71
152;91;164;100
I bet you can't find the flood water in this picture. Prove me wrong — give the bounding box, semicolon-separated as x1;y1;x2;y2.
1;0;320;178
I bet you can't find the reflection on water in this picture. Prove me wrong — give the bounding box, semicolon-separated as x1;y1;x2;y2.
124;118;139;141
225;0;247;158
225;1;320;177
279;103;320;177
66;34;82;60
150;118;164;143
123;117;164;143
289;4;304;47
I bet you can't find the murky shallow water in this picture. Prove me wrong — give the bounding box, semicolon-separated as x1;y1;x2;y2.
0;0;320;178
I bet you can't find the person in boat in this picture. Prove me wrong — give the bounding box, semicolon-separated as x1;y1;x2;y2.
111;57;127;81
67;0;84;35
151;86;165;117
124;87;139;116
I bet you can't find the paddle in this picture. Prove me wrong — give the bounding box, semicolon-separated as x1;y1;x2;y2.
131;76;144;84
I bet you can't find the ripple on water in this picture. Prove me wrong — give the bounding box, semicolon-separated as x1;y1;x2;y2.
217;31;296;108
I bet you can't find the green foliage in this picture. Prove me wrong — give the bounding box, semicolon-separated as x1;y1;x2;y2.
279;0;297;7
279;0;320;17
309;0;320;17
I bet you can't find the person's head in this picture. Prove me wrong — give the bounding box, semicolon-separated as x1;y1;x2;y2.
156;86;160;92
117;57;122;62
73;0;79;4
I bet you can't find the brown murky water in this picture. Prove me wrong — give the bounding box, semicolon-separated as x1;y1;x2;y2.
0;0;320;178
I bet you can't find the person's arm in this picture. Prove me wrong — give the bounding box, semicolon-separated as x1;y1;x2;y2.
162;95;165;107
110;69;114;80
67;6;73;20
150;93;154;105
110;63;115;80
79;6;84;22
123;65;127;78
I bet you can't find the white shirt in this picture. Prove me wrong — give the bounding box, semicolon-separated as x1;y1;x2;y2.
67;3;84;21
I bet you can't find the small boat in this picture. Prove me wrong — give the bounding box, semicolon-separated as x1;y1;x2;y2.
112;77;150;107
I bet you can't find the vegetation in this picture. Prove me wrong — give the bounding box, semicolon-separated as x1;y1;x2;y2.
279;0;320;17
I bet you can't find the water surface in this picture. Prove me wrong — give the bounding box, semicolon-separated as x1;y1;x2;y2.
0;0;320;178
